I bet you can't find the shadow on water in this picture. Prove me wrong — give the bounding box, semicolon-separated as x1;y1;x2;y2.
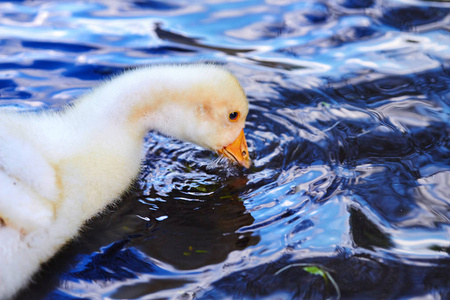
18;174;259;299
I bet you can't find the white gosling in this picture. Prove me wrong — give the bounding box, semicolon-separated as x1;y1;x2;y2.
0;64;251;299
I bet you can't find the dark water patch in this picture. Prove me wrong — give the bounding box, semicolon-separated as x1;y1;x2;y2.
0;90;32;100
133;0;181;11
330;24;381;44
131;193;259;270
351;162;450;229
0;79;32;100
0;79;17;89
304;3;330;24
338;0;374;9
246;57;310;71
380;6;450;31
203;253;450;299
330;75;418;106
350;207;394;250
0;60;71;71
111;278;196;299
138;45;198;55
21;41;99;53
63;240;173;282
62;65;124;80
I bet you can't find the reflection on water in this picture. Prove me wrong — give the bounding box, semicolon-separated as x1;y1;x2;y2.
1;0;449;299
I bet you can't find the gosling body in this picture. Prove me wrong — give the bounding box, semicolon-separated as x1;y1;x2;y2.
0;64;250;299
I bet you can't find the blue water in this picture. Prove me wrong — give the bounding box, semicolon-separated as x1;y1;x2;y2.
1;0;449;299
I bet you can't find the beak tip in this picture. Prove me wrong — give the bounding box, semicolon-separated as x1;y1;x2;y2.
218;128;252;169
243;158;252;169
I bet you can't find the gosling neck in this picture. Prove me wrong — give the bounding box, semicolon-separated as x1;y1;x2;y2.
74;68;193;139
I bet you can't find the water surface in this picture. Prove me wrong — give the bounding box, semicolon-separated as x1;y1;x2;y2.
0;0;449;299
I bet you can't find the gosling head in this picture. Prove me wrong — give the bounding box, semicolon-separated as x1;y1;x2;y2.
131;64;252;168
182;65;252;169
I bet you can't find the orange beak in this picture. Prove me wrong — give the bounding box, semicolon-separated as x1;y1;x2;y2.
218;129;252;169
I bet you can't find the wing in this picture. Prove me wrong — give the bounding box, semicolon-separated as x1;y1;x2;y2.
0;126;57;233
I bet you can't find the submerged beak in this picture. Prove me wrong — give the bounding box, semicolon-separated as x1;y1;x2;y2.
218;129;252;169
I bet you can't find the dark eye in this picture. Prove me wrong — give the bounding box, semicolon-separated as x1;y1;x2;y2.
229;111;239;121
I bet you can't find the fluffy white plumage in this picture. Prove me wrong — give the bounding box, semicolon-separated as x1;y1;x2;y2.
0;64;251;299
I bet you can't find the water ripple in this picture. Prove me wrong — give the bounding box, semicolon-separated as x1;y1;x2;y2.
1;0;449;299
